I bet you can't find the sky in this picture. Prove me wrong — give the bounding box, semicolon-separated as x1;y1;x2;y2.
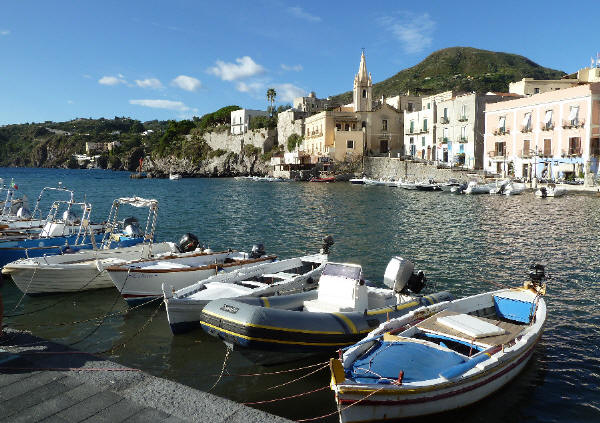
1;0;599;125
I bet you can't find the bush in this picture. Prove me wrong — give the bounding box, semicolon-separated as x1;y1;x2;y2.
287;133;304;152
66;156;79;169
208;149;227;159
249;116;277;130
243;144;262;156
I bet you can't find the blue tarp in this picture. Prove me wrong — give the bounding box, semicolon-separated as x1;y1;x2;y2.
349;341;466;384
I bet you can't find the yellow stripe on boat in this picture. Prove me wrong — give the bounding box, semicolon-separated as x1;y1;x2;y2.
200;320;358;347
366;300;419;316
333;312;358;334
260;297;270;308
203;308;346;335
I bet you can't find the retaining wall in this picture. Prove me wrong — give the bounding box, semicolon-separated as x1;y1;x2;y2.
364;157;482;182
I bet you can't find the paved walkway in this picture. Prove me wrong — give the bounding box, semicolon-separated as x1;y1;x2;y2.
0;329;292;423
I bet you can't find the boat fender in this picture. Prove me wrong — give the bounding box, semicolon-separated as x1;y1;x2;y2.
397;370;404;385
330;358;345;385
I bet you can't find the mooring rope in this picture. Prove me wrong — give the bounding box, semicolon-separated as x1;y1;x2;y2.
208;346;231;392
210;361;328;378
10;264;38;312
295;386;387;422
265;363;329;391
243;385;329;405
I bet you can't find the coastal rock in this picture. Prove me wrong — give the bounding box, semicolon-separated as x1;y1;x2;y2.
143;153;268;178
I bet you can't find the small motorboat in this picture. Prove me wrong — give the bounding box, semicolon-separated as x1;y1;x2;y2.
310;176;336;183
415;179;440;191
165;252;329;335
489;179;511;195
464;181;494;195
200;256;452;364
504;182;526;196
438;179;461;192
398;180;418;190
330;264;547;422
3;197;173;294
535;184;566;198
104;241;276;305
169;173;182;180
349;177;367;185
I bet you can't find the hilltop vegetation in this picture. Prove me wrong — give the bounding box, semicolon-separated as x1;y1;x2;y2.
330;47;566;104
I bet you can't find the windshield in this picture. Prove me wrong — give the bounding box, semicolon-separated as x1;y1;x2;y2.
322;263;362;280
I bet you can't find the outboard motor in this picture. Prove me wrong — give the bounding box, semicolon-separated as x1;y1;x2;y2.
321;235;335;254
16;207;31;219
526;263;547;294
383;256;427;294
250;243;265;259
123;217;143;237
539;187;547;198
178;233;199;253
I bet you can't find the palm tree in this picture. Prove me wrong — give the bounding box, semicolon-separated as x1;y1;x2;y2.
266;88;276;116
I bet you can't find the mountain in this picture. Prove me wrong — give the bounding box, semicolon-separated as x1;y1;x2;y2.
330;47;566;104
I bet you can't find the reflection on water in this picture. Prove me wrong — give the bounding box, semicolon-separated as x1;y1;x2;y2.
2;168;600;422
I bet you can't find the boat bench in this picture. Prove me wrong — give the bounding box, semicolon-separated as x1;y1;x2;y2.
417;309;525;348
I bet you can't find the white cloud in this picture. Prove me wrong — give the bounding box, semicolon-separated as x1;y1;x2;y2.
171;75;201;92
281;64;303;72
287;6;321;23
67;100;74;104
135;78;163;89
98;75;127;86
274;83;306;102
129;99;189;111
0;30;10;36
207;56;265;81
236;81;264;94
379;12;435;54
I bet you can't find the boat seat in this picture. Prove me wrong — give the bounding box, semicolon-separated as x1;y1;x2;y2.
367;287;396;309
304;275;367;313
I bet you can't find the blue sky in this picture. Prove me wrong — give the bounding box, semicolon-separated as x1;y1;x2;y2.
1;0;598;125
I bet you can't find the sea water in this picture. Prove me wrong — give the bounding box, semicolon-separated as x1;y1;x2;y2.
1;168;599;422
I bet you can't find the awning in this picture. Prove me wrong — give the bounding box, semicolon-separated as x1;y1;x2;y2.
568;106;579;121
558;163;575;172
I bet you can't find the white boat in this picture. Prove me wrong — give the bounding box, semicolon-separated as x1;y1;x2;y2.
398;180;418;190
464;181;495;195
489;180;510;195
535;184;566;198
2;197;173;294
330;265;548;422
439;179;461;192
169;173;182;180
349;177;368;185
504;182;526;196
164;252;328;334
103;246;276;304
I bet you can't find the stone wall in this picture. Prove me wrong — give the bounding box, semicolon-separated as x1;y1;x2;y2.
364;157;483;182
277;110;306;149
203;128;276;154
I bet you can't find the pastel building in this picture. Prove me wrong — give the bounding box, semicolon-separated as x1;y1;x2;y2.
302;52;403;162
404;91;454;161
230;109;269;135
484;83;600;183
436;93;517;169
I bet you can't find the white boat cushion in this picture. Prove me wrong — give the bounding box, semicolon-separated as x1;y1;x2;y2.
437;313;505;338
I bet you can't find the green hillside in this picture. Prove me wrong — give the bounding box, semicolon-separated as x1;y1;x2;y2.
330;47;566;104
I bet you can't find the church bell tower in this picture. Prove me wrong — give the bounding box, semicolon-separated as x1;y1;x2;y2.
353;51;373;112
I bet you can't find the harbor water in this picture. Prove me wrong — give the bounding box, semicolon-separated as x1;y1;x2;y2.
1;167;599;422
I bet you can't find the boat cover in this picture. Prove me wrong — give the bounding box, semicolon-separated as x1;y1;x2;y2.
349;341;466;384
116;197;158;208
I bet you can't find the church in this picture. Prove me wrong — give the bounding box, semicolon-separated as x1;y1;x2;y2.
301;52;404;162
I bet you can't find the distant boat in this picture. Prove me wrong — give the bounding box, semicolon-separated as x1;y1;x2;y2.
310;176;335;183
535;184;566;198
169;173;182;180
330;264;548;422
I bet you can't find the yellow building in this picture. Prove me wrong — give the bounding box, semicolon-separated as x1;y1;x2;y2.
302;52;403;163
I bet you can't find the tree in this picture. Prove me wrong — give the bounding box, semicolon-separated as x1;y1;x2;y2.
287;133;304;152
266;88;277;116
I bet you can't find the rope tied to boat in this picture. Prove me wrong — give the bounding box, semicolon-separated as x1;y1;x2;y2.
209;360;328;377
242;385;329;405
208;345;231;392
265;363;329;391
10;263;39;313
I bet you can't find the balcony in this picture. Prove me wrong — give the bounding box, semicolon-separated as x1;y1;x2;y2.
440;117;449;124
437;137;448;144
457;116;468;122
520;126;532;133
488;150;505;159
458;136;468;143
562;119;585;129
519;150;532;158
540;123;554;131
562;149;582;157
493;128;510;136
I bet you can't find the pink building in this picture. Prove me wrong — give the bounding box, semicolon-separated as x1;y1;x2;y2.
484;83;600;183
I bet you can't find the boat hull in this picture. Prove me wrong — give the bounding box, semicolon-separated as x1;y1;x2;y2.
200;292;453;364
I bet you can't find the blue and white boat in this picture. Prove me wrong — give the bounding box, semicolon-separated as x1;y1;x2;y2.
330;265;547;422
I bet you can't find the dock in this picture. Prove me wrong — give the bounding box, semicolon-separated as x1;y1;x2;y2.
0;329;292;423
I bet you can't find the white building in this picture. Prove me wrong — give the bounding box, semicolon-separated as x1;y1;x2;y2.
230;109;269;135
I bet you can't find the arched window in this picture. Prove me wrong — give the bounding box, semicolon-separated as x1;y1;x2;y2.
362;121;366;128
362;89;367;98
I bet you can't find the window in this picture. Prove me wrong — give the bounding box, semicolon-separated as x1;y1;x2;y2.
352;124;356;130
460;126;467;141
410;137;414;144
409;120;414;133
362;89;366;98
460;104;466;120
568;137;581;155
336;123;341;130
345;124;350;131
522;112;532;131
422;136;426;147
427;103;431;110
443;127;448;138
543;138;552;156
362;121;367;128
569;106;579;126
534;88;540;94
407;102;413;112
347;140;354;149
495;141;505;156
382;119;388;131
523;140;530;157
543;110;553;129
423;118;428;132
498;116;506;132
